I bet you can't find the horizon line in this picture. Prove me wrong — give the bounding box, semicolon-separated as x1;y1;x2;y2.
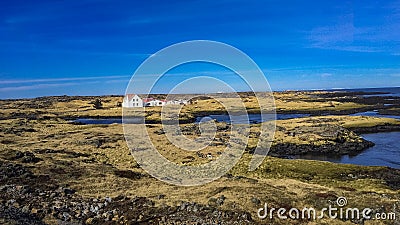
1;86;399;100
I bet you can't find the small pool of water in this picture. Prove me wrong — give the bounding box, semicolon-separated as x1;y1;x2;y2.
195;113;310;124
73;110;400;125
73;113;311;125
362;93;400;97
350;111;400;120
292;132;400;169
73;117;143;124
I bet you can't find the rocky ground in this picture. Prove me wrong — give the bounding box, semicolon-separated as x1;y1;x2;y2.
0;91;400;224
0;171;252;224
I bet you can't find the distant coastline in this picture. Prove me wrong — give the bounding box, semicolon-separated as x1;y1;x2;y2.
1;86;400;100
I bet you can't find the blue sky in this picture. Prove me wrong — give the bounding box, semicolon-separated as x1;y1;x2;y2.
0;0;399;98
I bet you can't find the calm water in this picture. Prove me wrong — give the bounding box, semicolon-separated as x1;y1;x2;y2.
73;113;310;124
363;93;400;97
350;110;400;119
194;110;400;123
293;132;400;169
74;117;143;124
75;111;399;125
74;87;400;125
342;87;400;97
195;113;310;124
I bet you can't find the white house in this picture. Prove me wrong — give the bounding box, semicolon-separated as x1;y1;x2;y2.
123;94;189;108
166;100;179;105
122;94;143;107
166;99;188;105
143;98;166;107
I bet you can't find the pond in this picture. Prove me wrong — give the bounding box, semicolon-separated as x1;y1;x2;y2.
73;117;143;124
73;116;400;169
292;132;400;169
195;113;310;124
73;110;400;125
350;110;400;120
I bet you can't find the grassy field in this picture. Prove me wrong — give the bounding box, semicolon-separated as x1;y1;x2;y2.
0;92;399;224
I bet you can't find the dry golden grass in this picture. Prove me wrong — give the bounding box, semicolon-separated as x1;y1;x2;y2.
0;93;399;224
0;92;370;119
1;114;399;223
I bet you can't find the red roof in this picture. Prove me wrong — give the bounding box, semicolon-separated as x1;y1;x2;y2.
125;94;166;103
142;98;154;102
125;94;136;101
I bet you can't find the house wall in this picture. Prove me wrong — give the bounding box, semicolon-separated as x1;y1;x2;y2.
122;96;132;107
131;95;143;107
123;94;188;107
123;95;143;107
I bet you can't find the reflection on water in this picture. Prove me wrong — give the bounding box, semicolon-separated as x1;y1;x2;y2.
292;132;400;169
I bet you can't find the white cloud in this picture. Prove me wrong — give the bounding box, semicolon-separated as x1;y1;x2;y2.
307;6;400;54
0;75;131;84
0;82;79;92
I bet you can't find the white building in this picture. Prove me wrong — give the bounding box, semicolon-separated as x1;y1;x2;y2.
122;94;143;107
143;98;166;107
166;99;188;105
123;94;189;108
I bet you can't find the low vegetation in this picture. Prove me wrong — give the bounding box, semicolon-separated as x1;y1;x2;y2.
0;91;399;224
